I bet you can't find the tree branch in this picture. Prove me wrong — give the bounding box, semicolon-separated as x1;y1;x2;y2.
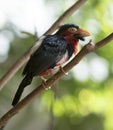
95;33;113;49
0;33;113;129
0;0;87;90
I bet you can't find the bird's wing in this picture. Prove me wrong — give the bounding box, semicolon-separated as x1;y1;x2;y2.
23;35;69;76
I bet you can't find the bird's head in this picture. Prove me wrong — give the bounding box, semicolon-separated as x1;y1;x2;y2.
56;24;91;54
56;24;90;41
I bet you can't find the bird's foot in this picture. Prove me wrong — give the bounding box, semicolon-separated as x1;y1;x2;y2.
40;76;47;89
40;76;51;90
59;66;68;75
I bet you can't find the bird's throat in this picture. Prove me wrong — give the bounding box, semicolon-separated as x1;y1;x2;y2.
64;35;79;54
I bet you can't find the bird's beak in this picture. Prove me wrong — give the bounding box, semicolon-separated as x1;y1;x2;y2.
75;28;90;37
74;28;90;41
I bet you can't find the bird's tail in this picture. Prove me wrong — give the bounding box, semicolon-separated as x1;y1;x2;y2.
12;74;33;106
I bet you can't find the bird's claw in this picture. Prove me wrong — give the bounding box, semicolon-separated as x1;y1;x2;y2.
40;76;51;90
40;76;47;89
59;66;68;75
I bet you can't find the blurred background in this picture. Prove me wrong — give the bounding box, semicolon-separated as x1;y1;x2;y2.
0;0;113;130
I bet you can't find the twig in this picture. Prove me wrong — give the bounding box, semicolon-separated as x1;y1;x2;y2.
0;0;87;90
95;33;113;49
0;33;113;129
44;0;87;35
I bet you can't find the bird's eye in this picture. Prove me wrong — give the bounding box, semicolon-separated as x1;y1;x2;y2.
68;27;77;33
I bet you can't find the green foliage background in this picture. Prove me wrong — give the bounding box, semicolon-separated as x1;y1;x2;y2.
0;0;113;130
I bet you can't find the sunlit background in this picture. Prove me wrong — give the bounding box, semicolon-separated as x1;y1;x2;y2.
0;0;113;130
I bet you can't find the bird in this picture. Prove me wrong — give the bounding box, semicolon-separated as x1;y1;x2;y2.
12;24;90;106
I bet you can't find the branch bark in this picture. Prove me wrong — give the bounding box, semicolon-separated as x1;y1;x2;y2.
0;33;113;129
0;0;87;90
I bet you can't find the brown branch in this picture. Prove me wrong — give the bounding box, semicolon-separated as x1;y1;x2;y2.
0;0;87;90
0;33;113;129
95;33;113;49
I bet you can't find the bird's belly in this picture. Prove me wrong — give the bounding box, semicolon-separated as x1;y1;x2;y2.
39;51;68;77
39;69;53;76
